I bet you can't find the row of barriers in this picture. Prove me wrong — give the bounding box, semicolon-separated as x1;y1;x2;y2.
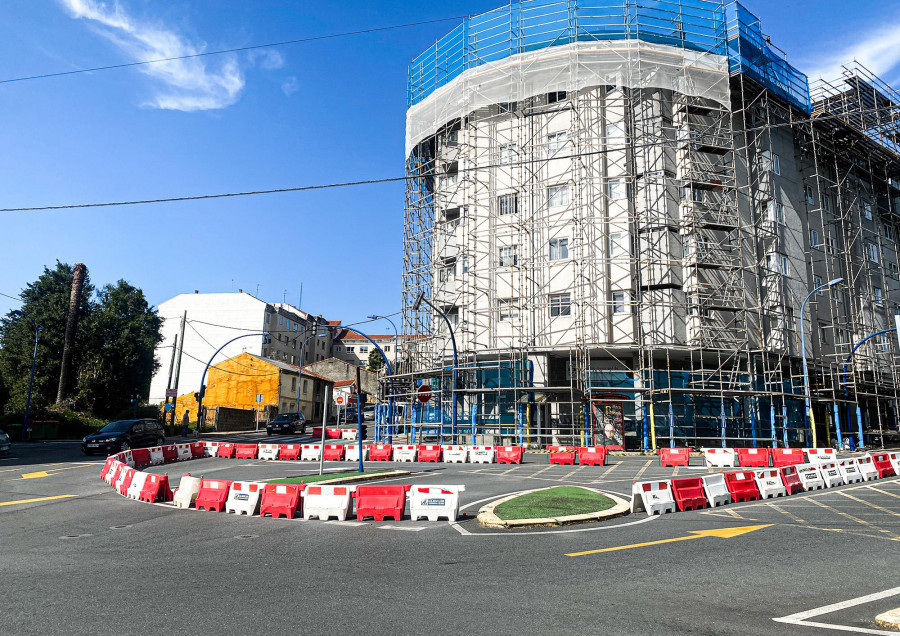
97;442;467;522
656;447;841;468
633;451;900;516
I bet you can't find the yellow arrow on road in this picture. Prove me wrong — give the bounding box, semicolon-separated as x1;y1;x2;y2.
566;524;773;557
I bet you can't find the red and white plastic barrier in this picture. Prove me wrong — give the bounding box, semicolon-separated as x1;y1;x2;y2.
345;444;367;462
216;443;236;459
442;445;469;463
703;448;736;468
176;444;193;461
393;445;418;462
819;462;845;488
368;444;393;461
736;448;769;468
806;448;836;466
234;444;258;460
300;444;322;462
548;446;577;465
754;469;787;499
417;445;442;463
630;480;676;516
340;429;358;441
496;446;524;465
260;484;302;519
470;446;495;464
779;466;804;495
203;441;219;457
837;458;863;484
578;447;607;466
889;452;900;475
139;473;172;503
302;485;352;521
796;464;825;491
149;447;165;465
279;444;301;461
258;444;280;461
870;452;896;478
125;471;149;500
856;455;879;481
354;484;411;521
323;444;345;462
226;481;263;516
771;448;805;467
409;485;465;522
671;477;708;511
701;473;731;507
659;448;690;467
724;471;760;502
195;479;232;512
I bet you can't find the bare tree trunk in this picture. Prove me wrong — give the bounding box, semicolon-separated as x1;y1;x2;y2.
57;263;86;404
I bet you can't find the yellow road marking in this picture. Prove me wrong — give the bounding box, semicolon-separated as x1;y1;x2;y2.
17;465;94;480
0;495;77;507
20;471;50;479
866;485;900;500
632;460;653;482
0;463;66;474
566;524;772;556
838;491;900;518
807;498;896;536
767;502;805;524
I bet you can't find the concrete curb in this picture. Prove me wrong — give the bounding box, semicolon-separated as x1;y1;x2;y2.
875;608;900;631
476;486;630;529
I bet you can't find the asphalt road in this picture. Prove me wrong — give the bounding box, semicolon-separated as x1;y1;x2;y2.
2;440;899;636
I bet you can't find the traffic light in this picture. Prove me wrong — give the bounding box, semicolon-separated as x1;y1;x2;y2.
358;392;368;408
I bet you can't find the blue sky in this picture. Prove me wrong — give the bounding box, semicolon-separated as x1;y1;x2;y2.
1;0;899;331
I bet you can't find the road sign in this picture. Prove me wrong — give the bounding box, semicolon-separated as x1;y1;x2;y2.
417;384;433;403
336;395;345;406
165;388;177;398
256;394;264;403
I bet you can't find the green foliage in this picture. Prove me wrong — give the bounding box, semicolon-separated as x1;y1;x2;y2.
366;348;384;373
0;264;162;419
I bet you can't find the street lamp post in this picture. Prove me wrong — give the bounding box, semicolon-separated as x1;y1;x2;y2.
799;277;843;449
297;329;326;422
196;332;270;439
412;292;458;444
842;327;896;451
367;314;398;443
11;310;38;442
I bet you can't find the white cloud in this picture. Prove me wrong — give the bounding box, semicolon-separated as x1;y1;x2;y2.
281;76;299;96
804;19;900;81
249;49;284;71
60;0;245;112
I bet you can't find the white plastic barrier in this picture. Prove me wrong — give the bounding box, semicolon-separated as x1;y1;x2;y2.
857;455;879;481
300;444;322;461
442;445;469;463
203;442;218;457
226;481;263;516
393;445;417;462
302;484;353;521
630;480;676;516
340;429;358;441
125;471;149;500
149;447;165;466
120;451;135;468
754;469;787;499
176;444;193;461
889;452;900;475
409;484;465;522
470;446;496;464
701;473;731;507
806;448;837;465
258;444;280;461
173;474;202;509
104;461;124;484
114;467;133;493
704;448;736;468
819;462;845;488
345;444;368;462
837;458;863;484
796;464;826;491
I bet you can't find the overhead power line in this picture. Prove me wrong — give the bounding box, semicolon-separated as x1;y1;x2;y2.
0;15;468;85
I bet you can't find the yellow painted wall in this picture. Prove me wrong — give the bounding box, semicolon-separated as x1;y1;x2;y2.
172;353;284;418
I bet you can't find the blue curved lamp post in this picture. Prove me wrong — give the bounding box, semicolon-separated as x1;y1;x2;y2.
842;327;896;450
367;314;399;443
412;292;458;443
11;310;39;441
196;332;270;439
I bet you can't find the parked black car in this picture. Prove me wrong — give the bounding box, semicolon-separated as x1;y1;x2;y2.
266;412;306;436
82;419;165;455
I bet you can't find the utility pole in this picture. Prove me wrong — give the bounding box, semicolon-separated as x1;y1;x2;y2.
170;312;187;429
56;262;86;404
164;334;178;422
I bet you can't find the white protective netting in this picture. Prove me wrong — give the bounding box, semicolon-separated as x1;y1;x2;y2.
406;39;731;157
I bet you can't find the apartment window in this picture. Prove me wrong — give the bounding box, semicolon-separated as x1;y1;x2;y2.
770;307;793;333
292;339;296;349
290;377;296;391
360;346;369;353
293;324;298;331
612;291;628;314
691;187;704;203
499;143;517;165
878;334;891;352
814;275;823;294
866;241;880;263
810;229;820;247
498;101;515;114
384;346;390;352
862;201;873;220
831;285;840;302
886;225;897;242
276;334;282;342
606;121;627;143
335;345;342;352
875;287;884;307
607;178;628;201
303;380;308;394
441;171;458;188
291;356;296;364
804;185;815;206
547;91;566;103
549;238;569;261
285;319;291;329
346;346;355;353
279;316;283;325
265;313;270;324
547;131;567;155
760;150;780;175
767;201;785;224
499;245;518;267
548;185;569;207
819;325;828;344
822;195;831;212
499;298;519;321
549;293;571;317
767;252;789;276
498;193;517;216
609;232;630;258
438;265;454;283
772;153;781;175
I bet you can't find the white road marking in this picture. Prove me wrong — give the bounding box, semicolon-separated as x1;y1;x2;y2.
773;586;900;634
380;525;427;531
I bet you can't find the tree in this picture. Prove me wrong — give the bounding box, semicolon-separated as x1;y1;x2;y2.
367;348;384;373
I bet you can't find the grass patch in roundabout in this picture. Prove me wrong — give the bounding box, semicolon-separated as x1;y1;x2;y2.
493;486;617;521
266;469;393;485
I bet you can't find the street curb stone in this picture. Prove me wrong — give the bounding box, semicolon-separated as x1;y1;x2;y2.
476;486;630;529
875;608;900;631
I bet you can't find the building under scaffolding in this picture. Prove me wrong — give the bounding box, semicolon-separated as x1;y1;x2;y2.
395;0;900;450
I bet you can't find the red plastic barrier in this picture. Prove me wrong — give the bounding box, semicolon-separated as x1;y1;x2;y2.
724;471;761;502
279;444;301;460
671;477;708;511
234;444;259;460
736;448;770;468
871;453;896;478
312;427;324;438
117;468;136;495
161;444;179;463
355;484;411;521
139;473;173;503
417;445;443;463
771;448;804;468
195;479;233;512
100;457;117;480
548;446;577;465
216;443;236;459
190;441;206;459
659;448;691;467
779;466;804;495
368;444;393;462
260;483;303;519
108;464;124;486
323;444;345;461
326;428;342;440
130;448;151;468
497;446;524;464
578;447;607;466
